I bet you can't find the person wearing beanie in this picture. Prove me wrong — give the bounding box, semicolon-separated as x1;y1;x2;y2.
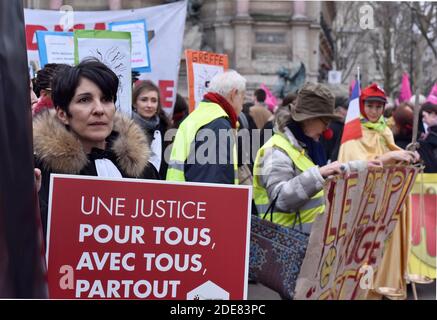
338;83;420;300
320;95;349;162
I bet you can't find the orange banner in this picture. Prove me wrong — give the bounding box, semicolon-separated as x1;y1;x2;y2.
185;49;228;113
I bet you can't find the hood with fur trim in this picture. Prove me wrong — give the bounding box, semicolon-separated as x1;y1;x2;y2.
33;110;151;177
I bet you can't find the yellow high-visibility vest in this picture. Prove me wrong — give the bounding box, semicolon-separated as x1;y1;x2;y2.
253;133;325;226
166;101;239;184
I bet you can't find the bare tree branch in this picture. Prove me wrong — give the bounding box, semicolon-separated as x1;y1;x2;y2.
406;1;437;58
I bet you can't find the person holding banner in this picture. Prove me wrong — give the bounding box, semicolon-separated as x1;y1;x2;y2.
249;88;273;130
167;70;246;184
253;82;374;233
132;80;172;179
338;83;420;300
33;58;159;239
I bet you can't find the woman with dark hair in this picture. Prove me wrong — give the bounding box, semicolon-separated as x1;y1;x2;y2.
392;102;415;150
132;80;172;179
33;59;159;238
253;83;377;232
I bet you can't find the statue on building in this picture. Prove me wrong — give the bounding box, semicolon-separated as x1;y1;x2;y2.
165;0;202;22
180;0;204;51
274;62;306;99
188;0;203;21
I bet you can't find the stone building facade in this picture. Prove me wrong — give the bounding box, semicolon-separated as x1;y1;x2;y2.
197;0;335;93
24;0;336;97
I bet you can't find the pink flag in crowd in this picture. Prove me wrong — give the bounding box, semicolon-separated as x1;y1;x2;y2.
341;80;362;144
398;72;412;103
426;83;437;105
260;84;278;112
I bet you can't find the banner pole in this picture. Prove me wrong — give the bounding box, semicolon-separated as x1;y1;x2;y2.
357;66;360;86
407;88;421;152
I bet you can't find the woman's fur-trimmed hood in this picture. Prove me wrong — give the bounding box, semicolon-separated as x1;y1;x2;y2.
33;110;151;177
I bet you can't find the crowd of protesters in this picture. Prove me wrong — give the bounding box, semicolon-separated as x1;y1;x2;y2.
30;59;437;300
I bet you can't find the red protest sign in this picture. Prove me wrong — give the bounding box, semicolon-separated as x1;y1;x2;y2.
46;175;251;299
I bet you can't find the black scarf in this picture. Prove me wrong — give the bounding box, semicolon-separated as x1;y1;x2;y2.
88;131;119;161
286;121;327;167
425;125;437;146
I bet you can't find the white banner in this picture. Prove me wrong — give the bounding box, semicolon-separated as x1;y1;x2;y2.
185;50;229;112
24;1;187;116
75;30;132;116
109;19;151;72
328;70;342;84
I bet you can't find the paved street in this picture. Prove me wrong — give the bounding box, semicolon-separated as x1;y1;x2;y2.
247;281;436;300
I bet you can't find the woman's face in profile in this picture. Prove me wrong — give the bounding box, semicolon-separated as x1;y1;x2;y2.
422;110;437;127
57;77;116;151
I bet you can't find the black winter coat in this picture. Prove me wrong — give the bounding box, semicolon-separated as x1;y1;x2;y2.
132;111;171;179
33;110;159;239
184;117;236;184
417;125;437;173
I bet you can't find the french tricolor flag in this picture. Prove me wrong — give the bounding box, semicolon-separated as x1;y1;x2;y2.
341;80;362;144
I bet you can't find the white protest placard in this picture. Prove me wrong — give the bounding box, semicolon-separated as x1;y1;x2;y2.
36;31;74;67
328;70;342;84
24;0;187;116
109;19;151;72
74;30;132;116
